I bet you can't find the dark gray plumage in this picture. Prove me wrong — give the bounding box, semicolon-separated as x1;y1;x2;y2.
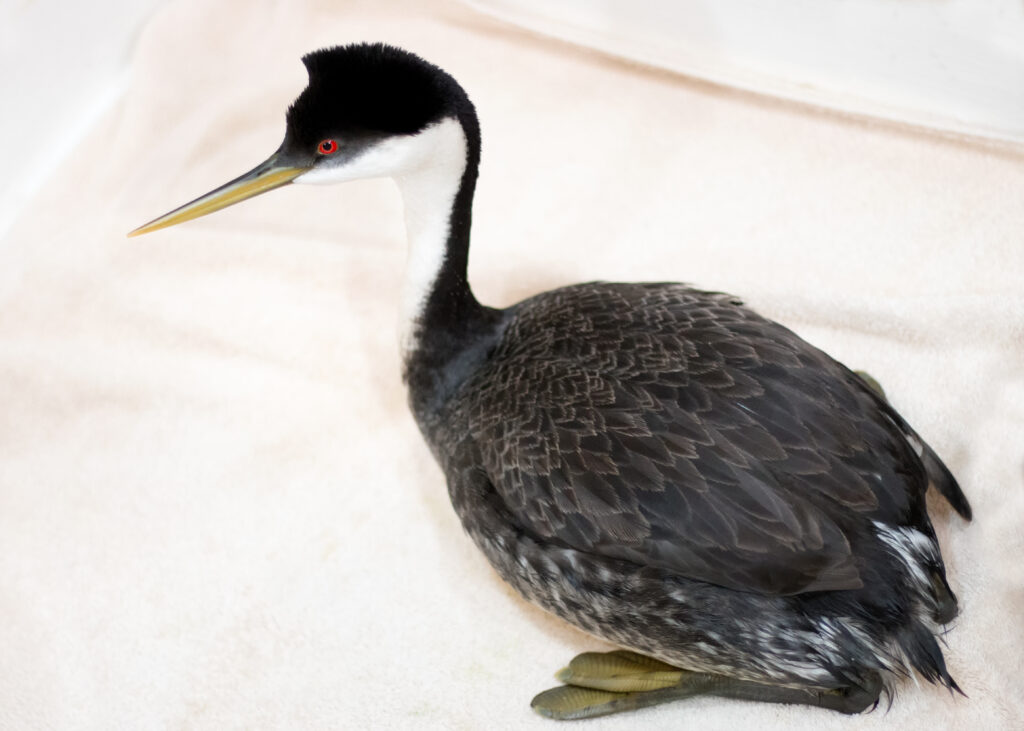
413;282;969;702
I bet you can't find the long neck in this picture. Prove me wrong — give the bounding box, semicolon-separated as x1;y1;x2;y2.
395;115;500;411
394;116;477;352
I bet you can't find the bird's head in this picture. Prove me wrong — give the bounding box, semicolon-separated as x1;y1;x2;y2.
130;43;476;236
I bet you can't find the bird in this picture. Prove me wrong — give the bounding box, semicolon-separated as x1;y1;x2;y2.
130;42;971;719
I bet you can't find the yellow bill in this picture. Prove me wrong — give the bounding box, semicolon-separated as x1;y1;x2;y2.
128;155;308;237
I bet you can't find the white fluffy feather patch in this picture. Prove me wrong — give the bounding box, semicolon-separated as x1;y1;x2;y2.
873;521;939;598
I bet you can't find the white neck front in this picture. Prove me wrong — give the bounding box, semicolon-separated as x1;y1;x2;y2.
295;117;470;360
391;118;468;357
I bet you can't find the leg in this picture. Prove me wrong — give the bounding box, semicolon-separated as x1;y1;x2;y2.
697;671;883;714
531;650;882;720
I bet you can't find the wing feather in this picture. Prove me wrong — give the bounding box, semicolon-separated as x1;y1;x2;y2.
460;283;923;596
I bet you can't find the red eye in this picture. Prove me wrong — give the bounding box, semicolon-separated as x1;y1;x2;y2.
318;139;338;155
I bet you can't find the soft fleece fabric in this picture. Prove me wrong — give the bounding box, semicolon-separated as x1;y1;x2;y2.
1;1;1021;729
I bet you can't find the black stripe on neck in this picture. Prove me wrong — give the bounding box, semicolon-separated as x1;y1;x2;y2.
403;109;504;417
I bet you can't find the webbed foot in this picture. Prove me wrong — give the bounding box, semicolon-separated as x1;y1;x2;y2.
531;650;882;719
530;651;692;720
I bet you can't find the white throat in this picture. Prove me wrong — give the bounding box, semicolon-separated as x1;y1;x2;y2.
295;117;468;359
392;118;468;358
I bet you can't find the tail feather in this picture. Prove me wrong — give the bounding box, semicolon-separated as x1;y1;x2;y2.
929;570;959;625
898;623;965;696
921;447;972;521
847;366;971;521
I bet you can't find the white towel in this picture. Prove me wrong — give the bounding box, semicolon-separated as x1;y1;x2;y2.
1;1;1020;728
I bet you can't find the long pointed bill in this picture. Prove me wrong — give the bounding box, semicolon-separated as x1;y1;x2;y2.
128;154;308;237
